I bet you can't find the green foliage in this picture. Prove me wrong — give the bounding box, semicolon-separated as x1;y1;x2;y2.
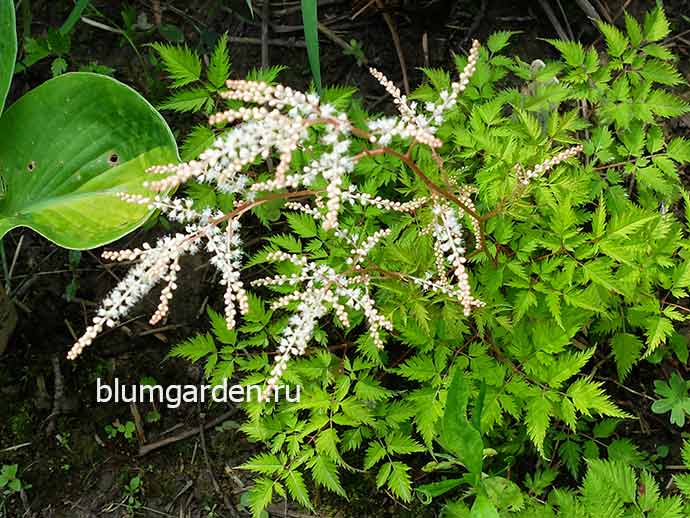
652;372;690;426
105;420;137;441
440;369;484;482
0;1;178;250
0;73;178;248
0;464;23;494
15;0;93;76
170;6;690;516
0;0;16;115
0;462;28;516
152;33;231;114
123;475;143;514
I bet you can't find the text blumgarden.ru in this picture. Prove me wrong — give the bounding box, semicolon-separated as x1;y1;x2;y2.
96;378;301;408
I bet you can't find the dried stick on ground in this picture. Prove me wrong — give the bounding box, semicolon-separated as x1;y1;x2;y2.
199;412;240;518
46;355;64;436
375;0;409;95
261;0;270;68
537;0;570;40
138;409;235;456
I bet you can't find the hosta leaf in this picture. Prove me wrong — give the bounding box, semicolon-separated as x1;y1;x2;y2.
0;73;178;248
0;0;16;115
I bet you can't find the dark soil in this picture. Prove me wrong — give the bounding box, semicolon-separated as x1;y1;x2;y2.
1;0;688;517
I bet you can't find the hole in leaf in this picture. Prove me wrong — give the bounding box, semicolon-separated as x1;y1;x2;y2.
27;160;36;172
108;153;120;166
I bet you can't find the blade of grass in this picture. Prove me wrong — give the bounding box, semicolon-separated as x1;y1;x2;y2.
300;0;321;93
60;0;91;35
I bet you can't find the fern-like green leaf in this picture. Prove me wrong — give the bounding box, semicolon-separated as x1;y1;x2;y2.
487;31;519;53
240;453;284;474
285;469;313;510
611;333;643;380
246;65;288;83
208;306;237;345
247;477;277;518
286;212;317;238
643;4;670;42
597;21;629;57
168;333;216;362
545;39;585;67
640;59;684;86
387;462;413;502
315;428;342;464
181;125;215;161
567;379;629;418
385;432;425;455
646;90;690;118
364;442;386;470
310;455;346;497
526;395;552;457
151;43;202;87
158;88;211;113
644;315;674;355
207;33;230;89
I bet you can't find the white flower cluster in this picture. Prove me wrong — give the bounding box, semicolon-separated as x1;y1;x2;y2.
430;201;485;316
341;185;429;212
70;38;581;403
516;145;584;185
425;39;481;125
367;39;480;147
252;248;392;399
67;232;200;360
67;198;247;359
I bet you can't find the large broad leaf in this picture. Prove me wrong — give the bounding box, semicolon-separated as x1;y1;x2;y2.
440;368;484;481
0;72;178;249
0;0;16;115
